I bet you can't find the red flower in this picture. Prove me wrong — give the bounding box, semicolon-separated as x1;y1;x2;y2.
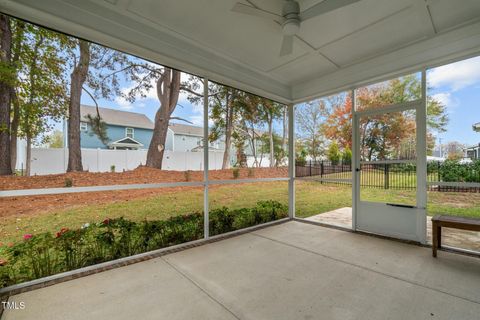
56;228;69;238
23;234;33;240
103;218;111;225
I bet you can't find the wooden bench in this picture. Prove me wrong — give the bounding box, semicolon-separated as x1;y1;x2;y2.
432;215;480;257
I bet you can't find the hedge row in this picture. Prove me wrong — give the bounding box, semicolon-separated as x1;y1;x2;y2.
0;200;287;288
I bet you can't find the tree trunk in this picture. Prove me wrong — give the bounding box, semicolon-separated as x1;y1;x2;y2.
0;15;12;175
222;92;232;169
10;88;19;172
67;40;90;172
146;68;181;169
25;136;31;176
282;106;287;160
9;21;24;173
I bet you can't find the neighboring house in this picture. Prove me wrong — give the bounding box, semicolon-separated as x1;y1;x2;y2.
80;105;224;152
465;122;480;160
464;144;480;160
168;123;223;152
80;105;154;150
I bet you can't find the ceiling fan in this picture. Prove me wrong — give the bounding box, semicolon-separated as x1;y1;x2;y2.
232;0;361;57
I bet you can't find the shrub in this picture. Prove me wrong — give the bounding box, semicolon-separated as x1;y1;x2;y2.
110;165;116;173
232;168;240;179
327;141;341;165
64;178;73;187
342;147;352;164
0;201;287;288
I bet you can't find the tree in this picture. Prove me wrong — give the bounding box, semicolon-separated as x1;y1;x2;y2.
327;141;341;165
258;98;283;167
342;147;352;164
47;130;63;148
67;40;89;172
296;101;325;161
323;76;449;160
146;68;181;168
259;133;285;167
323;94;351;150
17;25;68;175
239;93;263;167
445;141;464;160
0;14;12;175
98;59;203;169
206;84;242;169
66;40;135;171
8;19;28;173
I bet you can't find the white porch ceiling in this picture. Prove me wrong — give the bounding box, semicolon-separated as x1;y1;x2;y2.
1;0;480;103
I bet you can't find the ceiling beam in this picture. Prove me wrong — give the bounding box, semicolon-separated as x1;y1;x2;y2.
415;0;437;37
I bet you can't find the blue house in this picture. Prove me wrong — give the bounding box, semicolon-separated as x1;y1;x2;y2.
80;105;155;150
80;105;220;152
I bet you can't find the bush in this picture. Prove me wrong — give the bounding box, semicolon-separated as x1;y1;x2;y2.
110;165;116;173
0;201;287;288
232;168;240;179
438;160;480;182
184;170;192;181
342;147;352;164
64;178;73;187
327;141;341;165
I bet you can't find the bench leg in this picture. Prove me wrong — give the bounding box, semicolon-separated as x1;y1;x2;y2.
437;226;442;249
432;223;439;258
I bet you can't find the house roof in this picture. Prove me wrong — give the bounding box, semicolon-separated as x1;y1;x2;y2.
81;105;206;136
108;137;144;149
80;105;154;130
168;123;203;137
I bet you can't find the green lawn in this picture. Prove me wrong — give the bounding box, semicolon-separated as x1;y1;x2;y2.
2;180;480;244
295;180;480;219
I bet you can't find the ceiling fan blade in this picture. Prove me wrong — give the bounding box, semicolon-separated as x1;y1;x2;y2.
300;0;361;22
280;35;294;57
232;2;285;22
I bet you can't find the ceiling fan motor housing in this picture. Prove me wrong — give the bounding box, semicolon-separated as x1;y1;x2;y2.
282;0;301;35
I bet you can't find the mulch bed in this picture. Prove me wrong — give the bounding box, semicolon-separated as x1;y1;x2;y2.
0;167;288;219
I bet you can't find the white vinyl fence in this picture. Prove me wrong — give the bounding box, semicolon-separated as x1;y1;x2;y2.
25;148;226;175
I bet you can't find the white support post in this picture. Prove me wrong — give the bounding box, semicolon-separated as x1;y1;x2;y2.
351;89;358;231
203;77;210;239
417;70;428;244
288;103;295;219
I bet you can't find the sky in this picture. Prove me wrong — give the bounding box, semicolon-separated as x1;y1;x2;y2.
76;54;480;147
427;55;480;147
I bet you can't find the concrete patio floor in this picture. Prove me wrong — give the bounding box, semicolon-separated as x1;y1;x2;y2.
2;221;480;320
306;207;480;252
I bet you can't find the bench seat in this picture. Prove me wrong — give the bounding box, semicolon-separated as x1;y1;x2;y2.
432;215;480;257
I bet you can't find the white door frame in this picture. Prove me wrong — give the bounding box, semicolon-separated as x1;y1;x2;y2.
352;71;427;243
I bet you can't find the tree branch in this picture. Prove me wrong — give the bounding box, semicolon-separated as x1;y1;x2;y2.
179;85;219;98
100;64;163;83
170;116;193;124
82;86;101;118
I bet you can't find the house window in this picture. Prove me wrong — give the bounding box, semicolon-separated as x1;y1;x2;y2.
126;127;134;139
80;122;88;132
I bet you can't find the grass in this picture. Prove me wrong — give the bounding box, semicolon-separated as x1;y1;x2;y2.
0;182;288;244
2;180;480;244
295;180;480;219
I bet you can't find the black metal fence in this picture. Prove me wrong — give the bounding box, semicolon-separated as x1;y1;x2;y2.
296;160;480;192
